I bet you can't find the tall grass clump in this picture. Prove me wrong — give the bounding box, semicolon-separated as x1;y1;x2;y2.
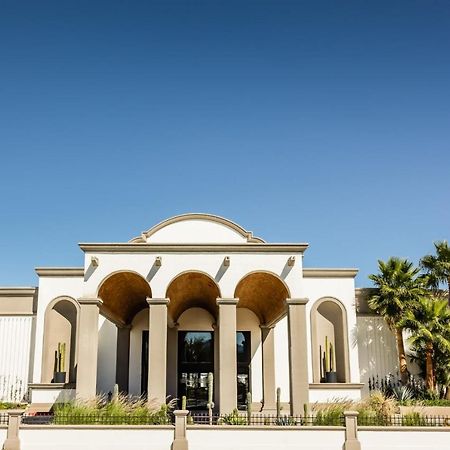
53;394;176;425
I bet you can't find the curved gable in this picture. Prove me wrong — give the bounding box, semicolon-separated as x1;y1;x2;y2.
130;213;264;244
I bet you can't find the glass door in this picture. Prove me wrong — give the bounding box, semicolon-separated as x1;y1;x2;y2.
178;331;214;410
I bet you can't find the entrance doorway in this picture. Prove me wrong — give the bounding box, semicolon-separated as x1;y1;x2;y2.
178;331;214;410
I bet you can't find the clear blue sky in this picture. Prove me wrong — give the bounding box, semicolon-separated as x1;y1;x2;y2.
1;1;449;287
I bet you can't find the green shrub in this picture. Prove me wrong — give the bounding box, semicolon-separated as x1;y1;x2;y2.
218;409;247;425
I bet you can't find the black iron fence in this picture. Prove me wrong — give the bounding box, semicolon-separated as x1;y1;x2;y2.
0;413;8;425
13;411;450;427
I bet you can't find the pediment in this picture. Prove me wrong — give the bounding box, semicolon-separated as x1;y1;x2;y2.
130;213;264;244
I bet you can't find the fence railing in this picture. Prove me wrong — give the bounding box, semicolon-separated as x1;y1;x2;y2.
17;411;450;427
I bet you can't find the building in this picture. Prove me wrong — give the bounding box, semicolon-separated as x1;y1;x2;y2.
0;214;398;412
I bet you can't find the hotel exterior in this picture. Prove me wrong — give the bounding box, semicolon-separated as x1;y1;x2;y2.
0;214;399;412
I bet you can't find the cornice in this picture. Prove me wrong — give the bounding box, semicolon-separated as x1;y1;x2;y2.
35;268;84;277
0;287;37;297
303;268;358;278
79;243;308;253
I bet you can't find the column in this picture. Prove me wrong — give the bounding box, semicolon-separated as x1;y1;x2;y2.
3;410;23;450
260;325;276;411
147;297;169;404
216;298;238;414
343;411;361;450
116;325;131;393
286;298;309;415
76;298;102;399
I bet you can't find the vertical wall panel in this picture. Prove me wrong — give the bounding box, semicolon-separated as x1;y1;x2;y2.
0;316;33;402
357;316;398;391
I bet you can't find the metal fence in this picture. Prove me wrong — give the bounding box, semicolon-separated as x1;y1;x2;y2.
13;412;450;427
0;413;8;425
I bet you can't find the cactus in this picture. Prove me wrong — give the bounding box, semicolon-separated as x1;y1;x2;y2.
112;383;119;403
329;343;334;372
324;336;330;373
206;372;214;425
181;395;187;410
276;387;281;421
246;392;252;425
54;342;66;373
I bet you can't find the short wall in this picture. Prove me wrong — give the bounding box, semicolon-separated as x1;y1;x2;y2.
359;428;450;450
19;426;174;450
188;427;345;450
0;426;7;444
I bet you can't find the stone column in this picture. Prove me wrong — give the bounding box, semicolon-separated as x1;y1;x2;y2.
3;410;23;450
116;325;131;393
76;298;102;399
216;298;238;414
171;410;189;450
286;298;309;415
343;411;361;450
260;325;276;411
147;297;169;404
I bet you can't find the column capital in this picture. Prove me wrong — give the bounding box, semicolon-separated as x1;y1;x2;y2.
344;410;359;417
146;297;170;306
286;297;309;306
216;297;239;306
78;297;103;306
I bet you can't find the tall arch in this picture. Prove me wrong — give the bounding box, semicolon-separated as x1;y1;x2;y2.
42;296;79;383
311;297;350;383
165;270;221;322
97;270;151;324
234;271;290;325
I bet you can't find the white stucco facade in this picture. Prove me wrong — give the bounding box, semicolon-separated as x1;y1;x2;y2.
0;213;397;408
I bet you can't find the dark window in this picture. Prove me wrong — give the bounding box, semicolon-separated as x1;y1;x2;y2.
178;331;214;410
237;331;251;409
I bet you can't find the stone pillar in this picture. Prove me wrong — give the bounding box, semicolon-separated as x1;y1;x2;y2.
216;298;238;414
171;410;189;450
3;410;23;450
286;298;309;415
147;297;169;404
343;411;361;450
76;298;102;399
260;325;276;411
116;325;131;393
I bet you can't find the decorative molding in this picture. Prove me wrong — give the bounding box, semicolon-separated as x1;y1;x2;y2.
28;383;76;389
79;243;308;253
0;287;37;296
35;267;85;277
286;298;309;306
216;297;239;306
78;297;103;306
129;213;266;243
146;297;170;306
303;268;358;278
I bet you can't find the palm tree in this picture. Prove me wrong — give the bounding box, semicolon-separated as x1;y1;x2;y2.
368;257;424;385
400;296;450;392
420;241;450;306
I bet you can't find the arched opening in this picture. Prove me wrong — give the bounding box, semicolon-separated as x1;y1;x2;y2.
166;271;221;323
311;297;350;383
97;271;151;395
42;297;78;383
166;272;220;409
234;271;290;326
98;271;151;325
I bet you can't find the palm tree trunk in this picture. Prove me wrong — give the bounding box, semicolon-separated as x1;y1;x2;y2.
395;327;408;385
447;276;450;307
425;343;434;391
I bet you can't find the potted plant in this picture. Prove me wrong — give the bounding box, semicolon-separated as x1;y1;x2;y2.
53;342;66;383
322;336;337;383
